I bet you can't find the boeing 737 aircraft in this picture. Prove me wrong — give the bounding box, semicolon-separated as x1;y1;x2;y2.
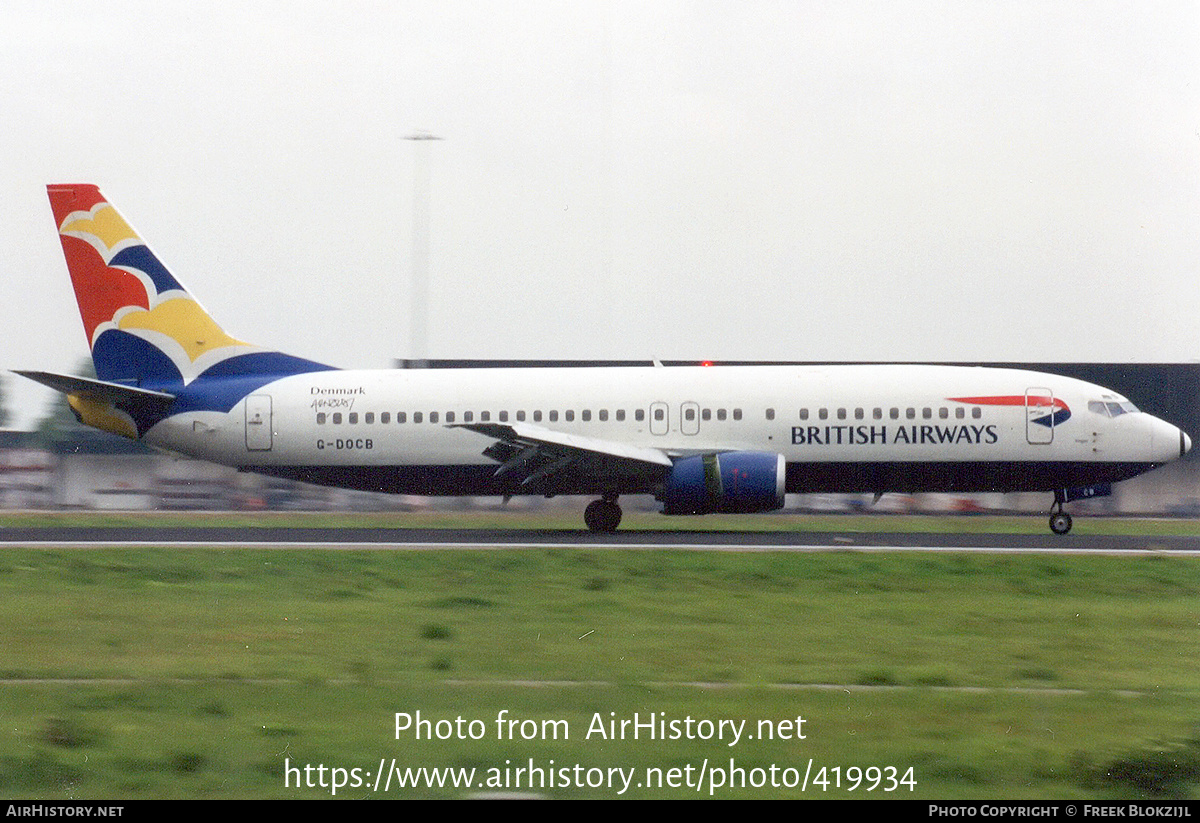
17;184;1192;534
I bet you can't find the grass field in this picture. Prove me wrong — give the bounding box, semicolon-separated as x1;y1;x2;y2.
1;518;1198;798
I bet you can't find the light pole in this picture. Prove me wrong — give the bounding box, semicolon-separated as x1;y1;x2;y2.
404;131;442;368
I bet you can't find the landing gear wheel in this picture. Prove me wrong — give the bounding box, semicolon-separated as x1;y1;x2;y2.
1049;512;1073;535
1048;489;1073;535
584;499;622;533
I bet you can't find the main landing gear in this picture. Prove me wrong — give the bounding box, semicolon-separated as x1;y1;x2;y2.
584;495;622;533
1049;490;1073;535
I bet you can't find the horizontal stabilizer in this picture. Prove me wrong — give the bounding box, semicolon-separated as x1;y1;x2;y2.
14;370;176;411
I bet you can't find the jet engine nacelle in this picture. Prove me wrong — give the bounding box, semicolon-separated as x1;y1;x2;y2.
661;451;786;515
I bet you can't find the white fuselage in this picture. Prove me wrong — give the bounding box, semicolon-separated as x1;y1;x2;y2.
144;364;1186;499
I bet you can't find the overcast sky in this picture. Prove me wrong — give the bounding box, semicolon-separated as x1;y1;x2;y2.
2;1;1197;428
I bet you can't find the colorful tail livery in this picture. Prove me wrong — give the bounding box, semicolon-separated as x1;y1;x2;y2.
20;185;333;436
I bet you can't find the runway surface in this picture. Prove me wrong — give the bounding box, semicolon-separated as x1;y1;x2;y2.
2;525;1199;554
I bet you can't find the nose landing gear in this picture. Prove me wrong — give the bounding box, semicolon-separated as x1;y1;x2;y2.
1049;490;1072;535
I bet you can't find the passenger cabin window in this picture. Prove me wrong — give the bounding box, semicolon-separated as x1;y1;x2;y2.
317;413;327;424
799;409;809;420
381;412;390;424
764;408;774;421
733;409;742;421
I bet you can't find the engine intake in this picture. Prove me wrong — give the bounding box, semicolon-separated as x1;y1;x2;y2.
661;451;786;515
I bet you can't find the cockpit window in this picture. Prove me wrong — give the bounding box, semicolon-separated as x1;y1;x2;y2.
1090;399;1140;417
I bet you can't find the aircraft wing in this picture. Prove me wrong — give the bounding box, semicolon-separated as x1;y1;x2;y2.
451;421;672;488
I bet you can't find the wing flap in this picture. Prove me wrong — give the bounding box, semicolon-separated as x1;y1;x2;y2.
452;421;672;490
454;421;673;467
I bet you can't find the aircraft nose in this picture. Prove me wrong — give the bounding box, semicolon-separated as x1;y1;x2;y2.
1147;417;1189;463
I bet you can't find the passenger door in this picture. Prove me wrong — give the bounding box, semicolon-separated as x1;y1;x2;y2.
245;394;273;451
1025;388;1054;445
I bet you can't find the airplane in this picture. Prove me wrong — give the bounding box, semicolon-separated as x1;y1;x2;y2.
16;184;1192;535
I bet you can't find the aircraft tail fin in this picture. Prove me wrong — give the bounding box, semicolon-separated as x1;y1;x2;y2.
46;184;333;392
